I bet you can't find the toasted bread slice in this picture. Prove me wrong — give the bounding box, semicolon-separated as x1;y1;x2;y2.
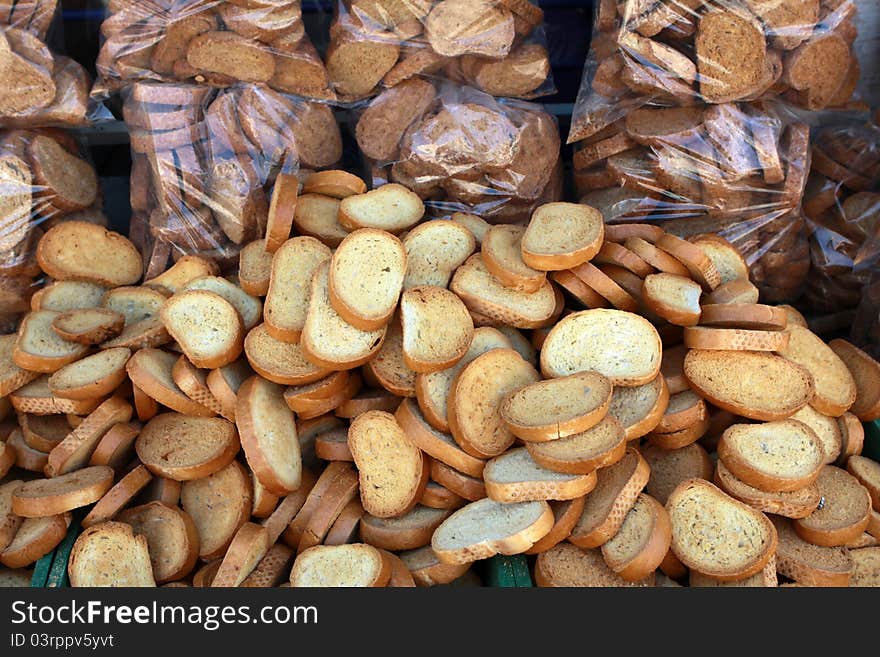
482;225;546;293
301;262;387;370
837;413;865;465
364;317;416;397
88;422;140;470
126;348;214;417
688;234;749;285
525;416;626;475
1;480;24;552
117;501;199;584
484;448;598;503
500;371;612;443
286;373;361;420
10;377;103;416
37;222;142;287
284;370;351;407
791;405;842;465
647;414;710;450
338;184;424;234
624;237;690;277
420;481;465;510
98;316;171;351
569;262;638;312
238;240;273;296
252;473;281;518
19;415;68;453
593;242;654;278
13;310;89;373
400;286;473;373
655;390;707;434
643;273;702;327
521;202;604;271
718;420;824;493
778;326;856;417
101;286;169;326
81;465;153;529
12;465;114;517
240;543;296;588
182;276;262;331
0;334;39;397
358;506;452;551
6;428;48;472
265;172;298;253
236;376;301;495
450;212;491;245
683;350;814;421
51;309;124;345
430;461;486;502
535;542;654;587
297;470;360;553
32;280;106;312
715;459;820;519
313;428;353;462
704;278;760;305
524;496;587;555
398;545;470;586
244;324;331;386
603;224;665;245
450;254;557;329
181;461;252;560
689;555;778;587
772;515;852;586
641;442;713;505
850;547;880;587
655;234;721;291
540;309;662;386
431;498;554;564
794;466;871;547
607;374;670;442
568;448;650;548
328;229;405;331
402;221;475;290
45;396;133;477
684;326;789;351
68;521;155;587
290;543;391;587
48;347;130;401
349;410;427;518
264;236;331;343
302;170;367;199
1;512;70;569
161;290;244;369
282;462;351;549
292;194;348;248
211;522;269;587
667;479;777;581
205;360;253;422
828;340;880;421
414;326;511;433
601;493;671;582
699;303;788;331
136;413;239;481
171;356;222;416
448;348;540;458
847;456;880;512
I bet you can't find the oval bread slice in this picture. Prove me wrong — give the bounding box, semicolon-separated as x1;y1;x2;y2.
771;515;852;586
13;311;90;373
482;224;546;293
714;459;821;519
51;308;124;345
793;465;871;547
521;202;604;271
400;285;473;373
601;493;672;582
402;220;475;290
828;339;880;421
791;405;842;465
136;413;240;481
126;348;214;417
182;276;263;331
68;521;155;587
338;184;424;234
358;505;452;552
244;324;331;386
81;465;153;528
483;447;599;503
117;501;199;584
37;222;143;287
48;347;131;400
12;466;115;518
607;374;669;441
641;442;714;505
161;290;244;369
1;513;70;569
181;460;252;560
699;303;788;331
642;273;702;327
525;416;627;475
846;455;880;512
290;543;391;587
535;542;654;587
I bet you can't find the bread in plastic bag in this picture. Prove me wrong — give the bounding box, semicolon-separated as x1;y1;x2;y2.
358;80;560;224
851;270;880;359
94;0;332;101
326;0;553;102
0;128;105;325
125;81;342;275
803;121;880;312
571;0;862;144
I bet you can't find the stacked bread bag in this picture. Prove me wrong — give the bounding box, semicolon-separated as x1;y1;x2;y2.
93;0;332;101
565;0;875;303
124;81;342;276
325;0;553;103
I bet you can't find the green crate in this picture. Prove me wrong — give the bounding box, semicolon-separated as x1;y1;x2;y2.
486;555;532;587
30;515;80;588
865;420;880;463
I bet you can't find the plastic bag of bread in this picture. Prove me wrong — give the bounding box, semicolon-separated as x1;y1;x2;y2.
125;81;342;276
0;128;105;326
326;0;554;102
0;16;93;127
802;122;880;312
852;271;880;359
359;80;560;224
570;0;863;145
93;0;332;101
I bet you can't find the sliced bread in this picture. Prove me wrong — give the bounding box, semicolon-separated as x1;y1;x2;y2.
642;273;702;326
338;184;424;234
793;466;871;547
847;456;880;512
358;506;452;552
51;309;124;345
12;466;114;518
68;521;155;587
521;202;604;271
37;222;142;287
535;542;653;587
290;544;391;587
483;448;598;503
601;493;672;582
13;310;89;373
828;339;880;421
399;285;474;373
606;374;669;441
47;347;130;401
714;460;820;519
136;413;239;481
180;461;252;560
526;416;627;475
481;224;546;293
244;324;331;386
699;303;788;331
182;276;262;331
772;515;852;586
402;220;475;290
641;442;714;505
161;290;244;369
116;501;199;584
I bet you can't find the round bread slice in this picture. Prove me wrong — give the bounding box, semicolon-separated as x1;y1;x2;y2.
400;286;474;373
828;339;880;421
771;515;852;586
290;543;391;587
847;456;880;512
420;481;465;510
448;348;540;458
136;413;239;481
431;497;554;565
699;303;788;331
717;420;825;493
12;465;114;517
244;324;331;386
540;309;662;386
666;479;777;581
101;285;169;326
206;360;254;422
714;460;821;519
482;224;546;293
794;465;871;547
688;234;749;285
181;460;252;560
641;442;714;506
238;239;273;296
51;308;124;345
99;316;171;351
778;326;857;417
68;521;155;587
88;422;140;470
535;542;654;587
81;464;153;528
117;501;199;584
521;202;604;271
349;410;428;518
601;493;672;582
161;290;244;369
363;317;414;397
303;170;367;199
683;349;814;421
182;276;262;331
33;280;107;313
236;376;301;495
403;220;476;290
0;512;69;569
19;415;69;453
607;374;669;441
48;347;131;400
500;371;613;442
791;405;842;465
13;310;90;373
359;505;452;551
126;348;214;417
643;273;702;327
568;447;650;549
338;184;423;234
36;222;142;287
483;448;598;503
526;416;627;475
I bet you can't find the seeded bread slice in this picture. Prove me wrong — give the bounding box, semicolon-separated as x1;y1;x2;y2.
778;326;856;417
666;479;777;581
828;340;880;421
338;184;424;234
535;542;654;587
772;515;852;586
714;460;820;519
37;222;142;287
794;466;871;547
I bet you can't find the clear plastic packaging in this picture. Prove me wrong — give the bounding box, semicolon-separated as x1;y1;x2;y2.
358;80;560;224
93;0;333;101
570;0;863;145
0;128;105;323
851;270;880;359
326;0;554;102
803;121;880;312
125;81;342;274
